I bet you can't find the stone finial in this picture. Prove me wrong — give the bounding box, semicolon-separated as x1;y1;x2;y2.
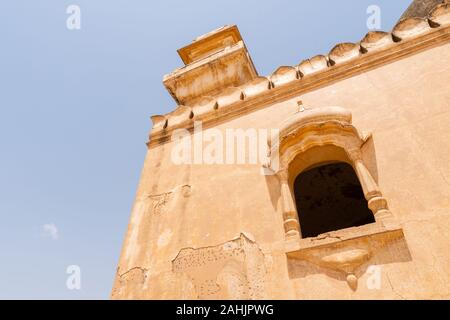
270;66;299;88
392;17;431;40
166;105;193;129
428;3;450;26
328;42;361;65
192;96;218;120
150;115;168;131
216;87;244;108
360;31;394;52
242;77;271;99
297;55;328;76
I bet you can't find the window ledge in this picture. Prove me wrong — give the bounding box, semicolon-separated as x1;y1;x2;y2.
285;220;404;289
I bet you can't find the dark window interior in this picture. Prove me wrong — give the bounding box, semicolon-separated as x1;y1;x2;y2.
293;162;375;238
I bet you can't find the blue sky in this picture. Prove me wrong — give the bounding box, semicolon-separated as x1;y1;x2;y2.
0;0;411;299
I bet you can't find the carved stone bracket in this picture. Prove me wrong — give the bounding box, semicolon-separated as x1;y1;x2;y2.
286;222;405;290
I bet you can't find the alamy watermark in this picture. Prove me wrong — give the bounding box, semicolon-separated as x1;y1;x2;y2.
366;265;382;290
66;265;81;290
66;5;81;30
366;5;381;30
170;121;279;175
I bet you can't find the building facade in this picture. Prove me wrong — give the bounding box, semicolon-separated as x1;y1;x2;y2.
112;2;450;299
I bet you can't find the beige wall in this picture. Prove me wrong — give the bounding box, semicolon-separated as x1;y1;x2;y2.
112;41;450;299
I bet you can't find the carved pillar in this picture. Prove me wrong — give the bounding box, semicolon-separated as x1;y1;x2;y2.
277;169;301;238
348;149;392;221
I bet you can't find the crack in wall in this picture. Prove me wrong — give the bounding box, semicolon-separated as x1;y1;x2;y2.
118;266;149;280
310;233;343;242
386;273;406;300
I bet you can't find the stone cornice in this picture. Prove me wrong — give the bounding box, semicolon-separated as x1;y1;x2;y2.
148;6;450;148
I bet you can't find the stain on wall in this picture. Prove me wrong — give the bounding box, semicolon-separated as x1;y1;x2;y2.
172;233;267;299
111;267;148;299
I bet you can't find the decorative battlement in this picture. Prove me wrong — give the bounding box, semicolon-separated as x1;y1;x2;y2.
177;25;244;64
152;3;450;146
163;25;258;106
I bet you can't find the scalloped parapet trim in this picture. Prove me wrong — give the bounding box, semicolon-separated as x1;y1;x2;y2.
149;6;450;146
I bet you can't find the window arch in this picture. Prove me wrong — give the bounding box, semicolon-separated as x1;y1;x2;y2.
267;106;392;238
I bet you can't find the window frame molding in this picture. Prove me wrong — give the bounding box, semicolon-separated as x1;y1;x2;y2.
266;106;406;289
267;106;393;239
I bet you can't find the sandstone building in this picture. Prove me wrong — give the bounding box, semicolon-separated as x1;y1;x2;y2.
112;1;450;299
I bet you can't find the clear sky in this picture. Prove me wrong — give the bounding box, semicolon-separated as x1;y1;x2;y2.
0;0;411;299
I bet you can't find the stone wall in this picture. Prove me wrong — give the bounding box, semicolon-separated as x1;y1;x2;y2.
112;32;450;300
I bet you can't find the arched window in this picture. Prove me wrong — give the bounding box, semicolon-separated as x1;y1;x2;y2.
265;106;406;287
266;106;392;239
293;162;375;238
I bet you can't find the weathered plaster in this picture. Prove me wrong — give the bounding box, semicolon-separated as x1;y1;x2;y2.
112;5;450;299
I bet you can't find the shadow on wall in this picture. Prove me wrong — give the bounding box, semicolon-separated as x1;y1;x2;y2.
361;136;379;183
287;236;412;285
